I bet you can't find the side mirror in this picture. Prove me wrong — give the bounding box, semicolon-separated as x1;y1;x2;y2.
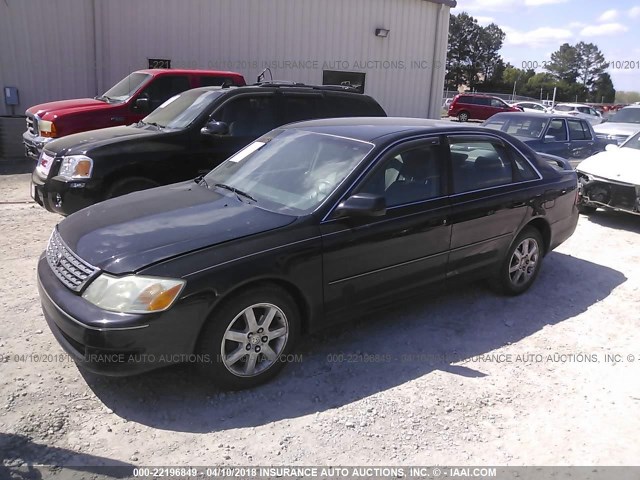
335;193;386;218
605;143;619;152
201;120;229;136
135;97;150;111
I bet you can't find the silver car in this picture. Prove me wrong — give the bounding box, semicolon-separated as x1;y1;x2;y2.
552;103;603;125
593;105;640;146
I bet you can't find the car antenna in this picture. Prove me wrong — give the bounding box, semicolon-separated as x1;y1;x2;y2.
257;68;273;84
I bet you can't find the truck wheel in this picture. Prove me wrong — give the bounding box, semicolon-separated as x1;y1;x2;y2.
105;177;160;199
458;111;470;122
196;285;300;390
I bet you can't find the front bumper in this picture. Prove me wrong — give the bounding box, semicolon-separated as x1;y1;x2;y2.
23;131;54;161
578;173;640;215
31;170;102;215
37;255;208;376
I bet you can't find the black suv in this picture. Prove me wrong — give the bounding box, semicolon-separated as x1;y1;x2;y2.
31;83;386;215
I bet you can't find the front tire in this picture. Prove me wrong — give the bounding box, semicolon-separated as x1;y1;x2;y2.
492;227;544;296
105;177;160;199
458;111;470;122
196;286;300;390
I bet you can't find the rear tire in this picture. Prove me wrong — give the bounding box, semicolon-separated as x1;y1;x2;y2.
196;285;300;390
492;227;545;296
458;111;470;122
105;177;160;199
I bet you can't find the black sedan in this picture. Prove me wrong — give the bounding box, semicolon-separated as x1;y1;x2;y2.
37;118;579;389
482;112;610;165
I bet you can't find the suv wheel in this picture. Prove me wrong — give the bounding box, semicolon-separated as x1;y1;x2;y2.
196;285;300;390
492;227;544;296
458;111;470;122
105;177;160;199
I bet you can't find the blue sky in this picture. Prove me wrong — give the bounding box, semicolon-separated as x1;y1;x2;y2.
454;0;640;92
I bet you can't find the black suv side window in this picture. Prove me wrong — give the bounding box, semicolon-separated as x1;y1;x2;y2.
282;95;322;123
358;142;443;207
324;94;386;117
215;95;279;137
449;138;514;193
137;75;191;111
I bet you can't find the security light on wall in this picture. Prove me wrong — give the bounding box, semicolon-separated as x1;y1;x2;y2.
375;28;390;38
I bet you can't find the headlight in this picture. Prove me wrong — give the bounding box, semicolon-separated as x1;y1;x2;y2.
58;155;93;180
82;274;185;314
39;120;58;138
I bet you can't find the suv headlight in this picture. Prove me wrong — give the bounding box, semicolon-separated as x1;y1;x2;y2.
82;274;185;314
58;155;93;180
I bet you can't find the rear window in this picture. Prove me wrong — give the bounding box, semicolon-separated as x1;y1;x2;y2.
554;105;573;112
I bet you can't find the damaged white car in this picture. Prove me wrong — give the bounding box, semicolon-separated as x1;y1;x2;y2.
577;131;640;216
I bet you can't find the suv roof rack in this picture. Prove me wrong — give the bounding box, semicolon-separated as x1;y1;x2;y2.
253;81;361;93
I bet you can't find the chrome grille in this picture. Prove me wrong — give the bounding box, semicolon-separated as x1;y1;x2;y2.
46;229;99;292
26;115;38;136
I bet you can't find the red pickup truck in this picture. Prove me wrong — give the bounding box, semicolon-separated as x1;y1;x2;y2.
23;69;246;160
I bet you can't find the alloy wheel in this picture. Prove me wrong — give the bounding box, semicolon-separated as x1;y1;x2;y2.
508;238;540;286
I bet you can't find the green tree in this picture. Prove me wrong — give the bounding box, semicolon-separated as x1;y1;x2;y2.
445;12;506;90
591;73;616;103
545;43;580;83
575;42;609;89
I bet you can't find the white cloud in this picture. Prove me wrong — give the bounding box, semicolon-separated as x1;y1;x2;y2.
568;21;586;29
503;26;573;47
580;23;629;37
598;9;618;22
475;16;496;25
462;0;568;11
630;6;640;18
523;0;568;4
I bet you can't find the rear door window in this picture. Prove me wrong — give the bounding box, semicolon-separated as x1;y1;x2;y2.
568;119;588;140
282;95;322;123
323;94;385;117
449;139;514;193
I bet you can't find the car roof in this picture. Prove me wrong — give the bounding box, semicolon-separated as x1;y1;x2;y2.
170;84;369;97
555;103;590;108
135;68;244;76
488;112;555;119
286;117;486;142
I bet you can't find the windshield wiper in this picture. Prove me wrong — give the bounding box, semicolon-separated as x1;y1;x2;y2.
94;95;112;103
215;183;257;203
195;175;209;188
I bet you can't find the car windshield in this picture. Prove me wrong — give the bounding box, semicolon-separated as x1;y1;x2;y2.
554;105;573;112
621;131;640;150
204;129;373;215
141;89;224;129
608;109;640;124
483;115;548;139
101;73;151;102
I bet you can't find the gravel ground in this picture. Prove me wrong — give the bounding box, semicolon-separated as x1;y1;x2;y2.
0;170;639;478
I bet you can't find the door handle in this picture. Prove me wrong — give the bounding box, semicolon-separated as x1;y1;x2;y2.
511;201;526;208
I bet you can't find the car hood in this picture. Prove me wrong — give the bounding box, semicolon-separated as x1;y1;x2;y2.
57;181;296;274
577;148;640;185
27;98;117;120
44;125;161;155
593;122;640;137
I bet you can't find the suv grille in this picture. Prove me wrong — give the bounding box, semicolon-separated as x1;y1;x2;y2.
46;229;99;292
26;115;38;136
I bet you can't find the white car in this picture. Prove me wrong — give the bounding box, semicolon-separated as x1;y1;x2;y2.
593;105;640;146
576;131;640;215
510;101;550;113
553;103;603;125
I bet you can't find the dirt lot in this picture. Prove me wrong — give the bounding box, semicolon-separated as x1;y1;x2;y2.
0;169;639;477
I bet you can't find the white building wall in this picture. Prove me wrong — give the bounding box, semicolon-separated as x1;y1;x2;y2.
0;0;97;115
0;0;452;117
